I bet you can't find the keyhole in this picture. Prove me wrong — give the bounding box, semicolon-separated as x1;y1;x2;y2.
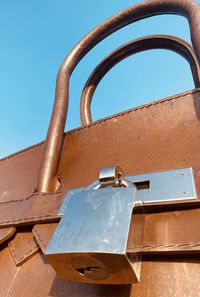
71;256;109;280
76;266;100;276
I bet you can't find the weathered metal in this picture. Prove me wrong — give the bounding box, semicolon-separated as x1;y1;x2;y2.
1;1;200;295
37;0;200;193
80;35;200;125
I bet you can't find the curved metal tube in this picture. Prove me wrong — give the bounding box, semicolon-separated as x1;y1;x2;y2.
80;35;200;125
37;0;200;193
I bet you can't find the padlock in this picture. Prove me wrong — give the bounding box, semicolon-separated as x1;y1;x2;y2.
45;164;197;284
46;166;144;284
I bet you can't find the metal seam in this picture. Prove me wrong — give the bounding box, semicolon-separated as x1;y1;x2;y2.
0;88;199;164
33;227;48;249
8;240;39;264
0;214;59;225
33;226;200;252
0;228;14;242
0;190;62;206
128;241;200;251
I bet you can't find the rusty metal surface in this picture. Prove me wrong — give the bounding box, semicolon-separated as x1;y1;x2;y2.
34;205;200;255
0;190;64;227
33;223;58;253
1;90;200;230
0;247;17;297
0;142;42;203
1;90;200;227
8;231;39;266
0;227;16;245
37;0;200;193
80;34;200;125
0;1;200;295
1;90;200;255
1;250;200;297
0;68;200;297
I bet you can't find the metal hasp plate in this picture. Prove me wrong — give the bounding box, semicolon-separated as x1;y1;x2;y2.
130;167;197;205
46;167;196;285
59;168;197;216
46;184;142;284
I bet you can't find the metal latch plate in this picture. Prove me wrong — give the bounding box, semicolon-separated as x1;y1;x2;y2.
130;167;196;204
59;168;196;215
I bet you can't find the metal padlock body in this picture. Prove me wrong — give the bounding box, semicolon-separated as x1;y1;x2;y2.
46;184;139;284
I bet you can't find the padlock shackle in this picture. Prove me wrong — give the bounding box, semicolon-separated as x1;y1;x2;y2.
80;35;200;125
37;0;200;192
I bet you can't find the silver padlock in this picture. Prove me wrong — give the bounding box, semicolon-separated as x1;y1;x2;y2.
45;166;144;284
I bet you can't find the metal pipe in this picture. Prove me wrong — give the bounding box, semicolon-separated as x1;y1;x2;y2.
37;0;200;193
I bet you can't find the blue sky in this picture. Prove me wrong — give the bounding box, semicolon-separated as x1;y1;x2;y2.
0;0;199;158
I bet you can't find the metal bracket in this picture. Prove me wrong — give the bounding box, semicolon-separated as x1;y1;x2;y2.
59;167;197;216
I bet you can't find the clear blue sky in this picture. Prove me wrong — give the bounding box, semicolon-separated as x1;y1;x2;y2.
0;0;199;158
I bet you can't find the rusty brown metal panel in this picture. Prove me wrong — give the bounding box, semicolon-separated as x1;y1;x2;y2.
3;251;200;297
59;90;200;193
0;90;200;226
0;247;17;296
0;227;16;245
0;143;42;203
37;0;200;193
0;90;200;255
131;259;200;297
32;208;200;255
0;1;200;295
8;232;39;266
